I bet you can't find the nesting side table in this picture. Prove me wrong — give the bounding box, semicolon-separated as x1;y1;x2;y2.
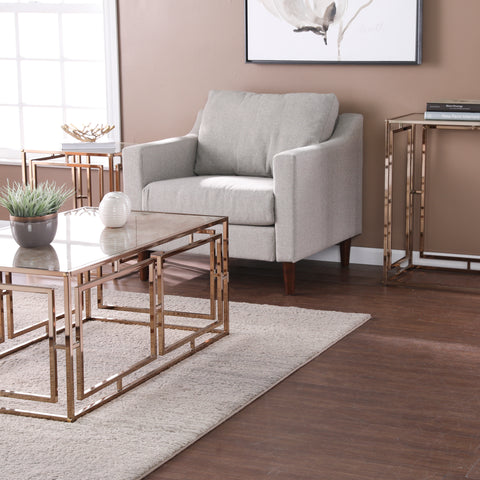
384;113;480;285
21;143;125;207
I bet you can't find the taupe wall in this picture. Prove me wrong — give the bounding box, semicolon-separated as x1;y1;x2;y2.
120;0;480;252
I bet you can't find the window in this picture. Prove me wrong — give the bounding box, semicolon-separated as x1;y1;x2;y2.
0;0;121;160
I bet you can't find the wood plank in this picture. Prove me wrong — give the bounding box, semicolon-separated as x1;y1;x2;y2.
23;256;480;479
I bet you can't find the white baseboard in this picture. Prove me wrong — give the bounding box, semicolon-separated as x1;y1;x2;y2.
308;246;480;270
308;246;383;265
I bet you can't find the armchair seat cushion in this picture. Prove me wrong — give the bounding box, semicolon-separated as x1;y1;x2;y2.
142;175;275;226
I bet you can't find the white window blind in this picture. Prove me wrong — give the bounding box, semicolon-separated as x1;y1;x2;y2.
0;0;121;160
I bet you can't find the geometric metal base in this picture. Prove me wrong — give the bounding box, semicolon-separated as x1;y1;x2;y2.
384;113;480;292
0;228;229;422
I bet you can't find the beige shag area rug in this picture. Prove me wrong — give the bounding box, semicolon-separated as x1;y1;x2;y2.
0;291;369;480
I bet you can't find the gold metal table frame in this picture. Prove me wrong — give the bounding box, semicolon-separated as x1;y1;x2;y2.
0;209;229;422
21;146;124;208
384;113;480;285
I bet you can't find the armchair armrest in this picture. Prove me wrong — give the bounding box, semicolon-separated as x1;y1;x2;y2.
122;134;198;210
273;113;363;262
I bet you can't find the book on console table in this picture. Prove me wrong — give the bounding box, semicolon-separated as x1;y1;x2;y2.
424;111;480;121
61;141;121;153
426;99;480;113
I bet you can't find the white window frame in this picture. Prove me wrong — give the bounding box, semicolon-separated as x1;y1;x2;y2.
0;0;121;163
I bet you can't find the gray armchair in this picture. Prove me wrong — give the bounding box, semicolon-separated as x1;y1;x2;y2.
123;90;363;294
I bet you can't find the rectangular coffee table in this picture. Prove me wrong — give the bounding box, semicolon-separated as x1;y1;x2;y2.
0;208;229;422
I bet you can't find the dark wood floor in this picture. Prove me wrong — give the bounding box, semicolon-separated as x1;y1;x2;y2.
118;257;480;480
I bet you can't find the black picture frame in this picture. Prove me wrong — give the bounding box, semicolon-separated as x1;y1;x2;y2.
245;0;423;65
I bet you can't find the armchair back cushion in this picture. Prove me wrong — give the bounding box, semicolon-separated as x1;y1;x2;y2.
194;90;339;177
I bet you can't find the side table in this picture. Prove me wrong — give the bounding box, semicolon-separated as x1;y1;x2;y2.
384;113;480;285
21;143;125;207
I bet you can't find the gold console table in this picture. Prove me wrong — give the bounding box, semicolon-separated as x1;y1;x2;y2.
384;113;480;284
21;144;125;207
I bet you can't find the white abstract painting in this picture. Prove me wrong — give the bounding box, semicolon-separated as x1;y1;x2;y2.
246;0;422;63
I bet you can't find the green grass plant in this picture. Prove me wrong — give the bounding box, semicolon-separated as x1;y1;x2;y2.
0;181;75;217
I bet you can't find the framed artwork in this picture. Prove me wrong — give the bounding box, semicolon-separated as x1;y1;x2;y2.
245;0;423;64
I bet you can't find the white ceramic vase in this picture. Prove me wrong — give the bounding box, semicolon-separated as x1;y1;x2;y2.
98;192;131;228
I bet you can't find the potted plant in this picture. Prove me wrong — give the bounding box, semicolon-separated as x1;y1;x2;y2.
0;181;74;248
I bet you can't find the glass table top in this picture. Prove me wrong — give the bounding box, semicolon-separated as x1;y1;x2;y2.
22;142;128;156
0;208;225;274
388;113;480;127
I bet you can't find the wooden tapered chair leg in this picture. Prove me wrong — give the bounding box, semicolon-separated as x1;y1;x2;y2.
283;262;295;295
339;238;352;267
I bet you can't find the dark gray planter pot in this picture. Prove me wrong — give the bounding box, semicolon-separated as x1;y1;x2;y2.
10;213;58;248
